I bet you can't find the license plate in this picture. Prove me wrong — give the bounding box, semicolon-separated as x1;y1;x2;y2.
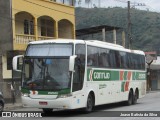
39;101;48;105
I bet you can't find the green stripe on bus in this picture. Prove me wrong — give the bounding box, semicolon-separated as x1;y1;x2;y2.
87;69;111;81
21;88;30;94
87;69;146;81
121;82;125;92
21;88;70;95
133;72;146;80
124;71;128;81
111;71;119;81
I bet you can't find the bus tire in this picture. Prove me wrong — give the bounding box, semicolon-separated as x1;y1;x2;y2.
126;90;133;106
84;94;94;113
0;102;4;112
133;89;138;104
42;108;53;114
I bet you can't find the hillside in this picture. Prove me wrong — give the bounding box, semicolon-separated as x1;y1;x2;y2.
75;7;160;52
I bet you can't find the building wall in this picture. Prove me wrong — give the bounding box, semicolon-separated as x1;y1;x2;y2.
157;71;160;89
58;19;73;38
12;0;75;50
2;55;12;79
0;56;3;91
150;56;160;90
0;0;13;101
0;0;75;79
0;0;76;103
0;0;13;53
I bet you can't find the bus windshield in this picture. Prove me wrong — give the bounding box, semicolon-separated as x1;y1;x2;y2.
22;43;72;91
22;58;70;91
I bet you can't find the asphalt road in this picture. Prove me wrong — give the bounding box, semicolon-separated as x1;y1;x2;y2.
1;91;160;120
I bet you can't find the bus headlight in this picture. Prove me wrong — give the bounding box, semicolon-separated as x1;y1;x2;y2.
57;93;72;98
22;93;30;97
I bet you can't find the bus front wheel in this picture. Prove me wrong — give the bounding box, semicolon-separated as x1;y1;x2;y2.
84;94;93;113
42;108;53;114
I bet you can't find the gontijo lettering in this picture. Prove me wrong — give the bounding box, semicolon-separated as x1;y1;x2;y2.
138;73;146;79
94;72;110;79
89;70;111;81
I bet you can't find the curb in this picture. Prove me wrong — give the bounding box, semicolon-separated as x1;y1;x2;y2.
146;91;160;94
4;104;23;111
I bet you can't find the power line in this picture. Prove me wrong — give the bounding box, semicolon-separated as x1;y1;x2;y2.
145;5;160;13
114;0;160;13
114;0;127;3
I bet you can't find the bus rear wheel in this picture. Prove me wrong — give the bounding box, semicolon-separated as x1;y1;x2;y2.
126;90;133;106
133;90;138;104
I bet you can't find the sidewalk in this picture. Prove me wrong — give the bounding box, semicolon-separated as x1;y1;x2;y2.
4;103;23;111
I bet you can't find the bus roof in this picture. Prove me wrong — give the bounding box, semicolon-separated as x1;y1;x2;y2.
29;39;145;55
29;39;85;44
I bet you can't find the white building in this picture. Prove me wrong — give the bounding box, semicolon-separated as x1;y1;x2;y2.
150;56;160;90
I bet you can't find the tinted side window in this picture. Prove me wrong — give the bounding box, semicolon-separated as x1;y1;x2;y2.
137;55;145;70
98;48;110;67
73;44;86;92
119;52;128;69
87;46;98;67
87;46;145;70
109;50;116;68
141;56;145;70
127;53;145;70
115;51;121;68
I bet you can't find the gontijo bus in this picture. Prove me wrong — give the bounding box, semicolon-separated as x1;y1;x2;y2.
12;39;146;113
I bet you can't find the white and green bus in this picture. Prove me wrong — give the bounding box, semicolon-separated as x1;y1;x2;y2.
13;39;146;113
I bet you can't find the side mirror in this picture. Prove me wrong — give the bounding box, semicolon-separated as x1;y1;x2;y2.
69;55;77;72
12;55;24;72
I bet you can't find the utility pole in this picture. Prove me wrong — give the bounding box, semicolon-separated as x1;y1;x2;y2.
127;1;146;49
127;1;131;49
98;0;101;8
102;28;105;42
115;0;146;48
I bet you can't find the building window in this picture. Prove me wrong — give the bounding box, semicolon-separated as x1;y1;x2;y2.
56;0;74;6
24;19;34;35
30;21;34;35
24;20;29;34
41;19;54;37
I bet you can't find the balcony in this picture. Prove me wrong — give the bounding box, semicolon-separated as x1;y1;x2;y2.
13;11;74;50
15;34;35;44
15;34;55;44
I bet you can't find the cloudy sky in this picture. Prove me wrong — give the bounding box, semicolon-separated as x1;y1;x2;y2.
76;0;160;12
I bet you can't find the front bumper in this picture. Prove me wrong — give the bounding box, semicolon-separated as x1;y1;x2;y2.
22;96;74;109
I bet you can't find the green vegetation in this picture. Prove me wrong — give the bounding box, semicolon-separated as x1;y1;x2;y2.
75;7;160;52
